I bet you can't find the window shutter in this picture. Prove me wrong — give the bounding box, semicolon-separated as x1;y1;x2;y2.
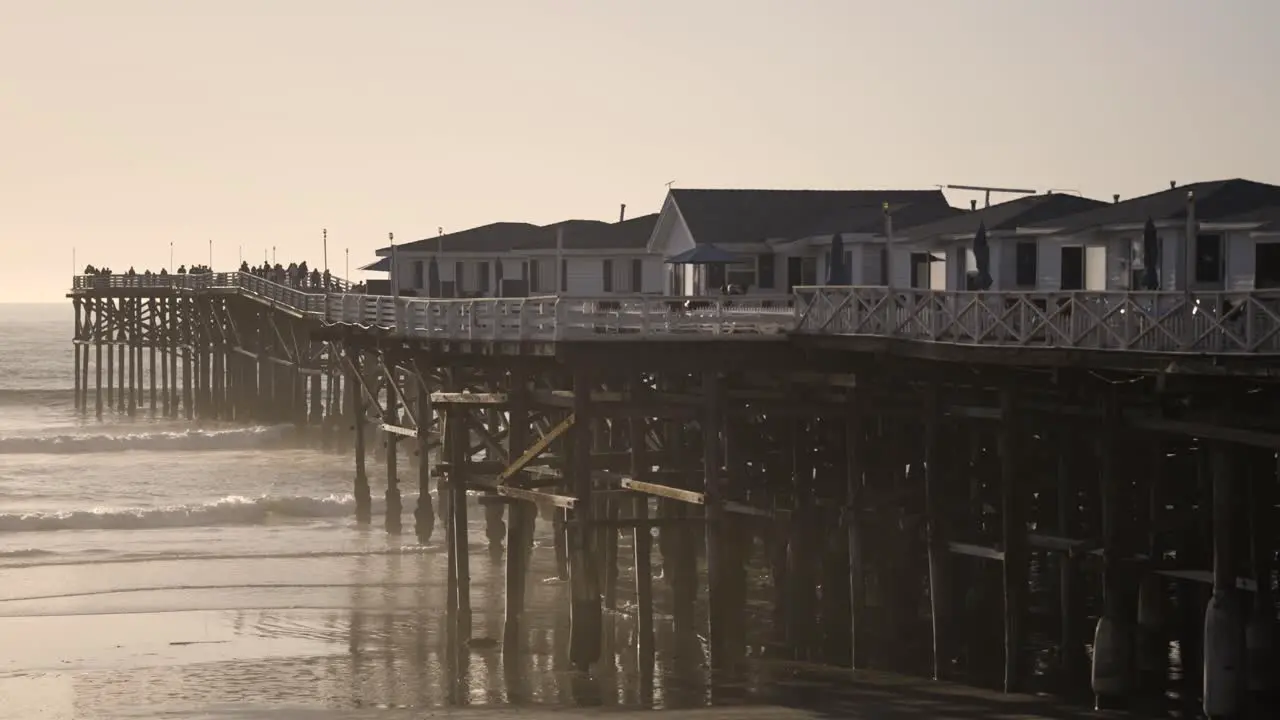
602;259;614;292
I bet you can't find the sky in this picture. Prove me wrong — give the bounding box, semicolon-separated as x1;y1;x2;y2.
2;0;1278;301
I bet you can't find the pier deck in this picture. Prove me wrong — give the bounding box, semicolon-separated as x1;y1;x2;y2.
68;271;1280;717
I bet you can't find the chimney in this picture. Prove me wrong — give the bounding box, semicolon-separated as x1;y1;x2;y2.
970;199;977;211
1170;181;1177;189
1113;194;1120;204
619;203;626;222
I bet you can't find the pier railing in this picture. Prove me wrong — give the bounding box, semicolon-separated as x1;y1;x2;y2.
326;294;797;340
795;286;1280;355
74;272;1280;353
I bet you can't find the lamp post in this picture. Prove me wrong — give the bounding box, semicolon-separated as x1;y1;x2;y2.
208;239;213;269
389;232;397;296
323;229;329;274
272;246;276;264
345;248;349;284
169;242;174;272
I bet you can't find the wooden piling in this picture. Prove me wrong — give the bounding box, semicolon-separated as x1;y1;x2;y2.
567;366;601;671
628;394;655;669
923;384;950;680
702;371;729;667
998;387;1027;693
384;362;402;535
447;376;472;647
503;366;531;660
348;348;371;525
414;377;435;545
845;387;866;669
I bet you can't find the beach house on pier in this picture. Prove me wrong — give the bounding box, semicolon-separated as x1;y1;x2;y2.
365;210;660;297
645;188;960;295
892;193;1109;291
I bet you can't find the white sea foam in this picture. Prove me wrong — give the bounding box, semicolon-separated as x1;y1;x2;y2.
0;493;360;532
0;425;295;454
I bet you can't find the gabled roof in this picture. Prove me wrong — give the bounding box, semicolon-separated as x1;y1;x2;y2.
1024;179;1280;232
668;188;954;243
902;193;1108;241
360;257;391;272
384;213;659;254
393;222;543;254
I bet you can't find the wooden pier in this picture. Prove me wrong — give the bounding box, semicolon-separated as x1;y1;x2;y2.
69;271;1280;717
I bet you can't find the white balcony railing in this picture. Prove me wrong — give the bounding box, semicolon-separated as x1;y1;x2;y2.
72;273;1280;353
794;286;1280;355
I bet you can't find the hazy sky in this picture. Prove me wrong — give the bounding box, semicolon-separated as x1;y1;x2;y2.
3;0;1277;301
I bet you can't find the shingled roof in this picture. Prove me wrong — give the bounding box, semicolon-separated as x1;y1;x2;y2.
1024;179;1280;231
668;188;957;244
385;213;659;255
901;193;1108;241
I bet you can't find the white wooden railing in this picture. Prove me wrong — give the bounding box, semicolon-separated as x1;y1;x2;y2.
74;272;1280;353
794;286;1280;355
325;294;797;340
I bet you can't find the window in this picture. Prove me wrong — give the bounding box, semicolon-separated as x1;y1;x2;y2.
1014;241;1037;287
757;253;776;289
671;264;687;295
1127;234;1161;289
726;260;756;289
1061;246;1084;290
427;259;440;296
602;259;614;292
800;256;818;285
454;261;465;293
1195;233;1223;284
494;261;504;293
412;260;425;289
1256;242;1280;289
477;261;490;295
909;252;931;289
878;247;888;285
631;259;643;293
560;259;567;292
527;259;544;293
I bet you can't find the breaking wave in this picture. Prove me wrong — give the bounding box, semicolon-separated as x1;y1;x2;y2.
0;425;294;454
0;493;360;533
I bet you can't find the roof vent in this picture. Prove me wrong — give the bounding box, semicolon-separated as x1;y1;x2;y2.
1170;181;1177;189
1113;194;1120;204
619;203;626;222
970;200;977;211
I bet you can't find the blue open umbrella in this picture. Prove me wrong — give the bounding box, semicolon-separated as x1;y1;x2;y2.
827;233;849;284
1142;217;1159;290
973;222;992;290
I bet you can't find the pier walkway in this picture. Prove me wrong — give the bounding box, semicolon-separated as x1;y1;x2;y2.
68;270;1280;719
72;271;1280;357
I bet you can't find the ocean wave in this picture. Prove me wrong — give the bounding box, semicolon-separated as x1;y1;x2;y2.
0;548;57;559
0;389;75;407
0;425;294;454
0;493;359;533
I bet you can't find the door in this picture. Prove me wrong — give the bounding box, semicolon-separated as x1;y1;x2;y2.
1060;246;1084;290
786;257;803;292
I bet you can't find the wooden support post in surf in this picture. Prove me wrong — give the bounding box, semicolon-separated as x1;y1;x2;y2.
384;360;402;535
567;365;601;671
348;347;371;525
502;365;532;662
414;375;435;544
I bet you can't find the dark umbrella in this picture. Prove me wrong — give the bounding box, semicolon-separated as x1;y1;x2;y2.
827;233;848;284
664;244;741;264
973;221;992;290
1142;217;1159;290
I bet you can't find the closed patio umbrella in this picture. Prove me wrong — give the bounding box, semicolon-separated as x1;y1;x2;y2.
1142;217;1160;290
827;233;849;284
973;221;992;290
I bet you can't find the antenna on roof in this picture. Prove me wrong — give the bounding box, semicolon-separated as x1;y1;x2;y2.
1048;188;1082;196
944;184;1036;208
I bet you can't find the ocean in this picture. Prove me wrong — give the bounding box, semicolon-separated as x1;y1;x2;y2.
0;303;631;717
